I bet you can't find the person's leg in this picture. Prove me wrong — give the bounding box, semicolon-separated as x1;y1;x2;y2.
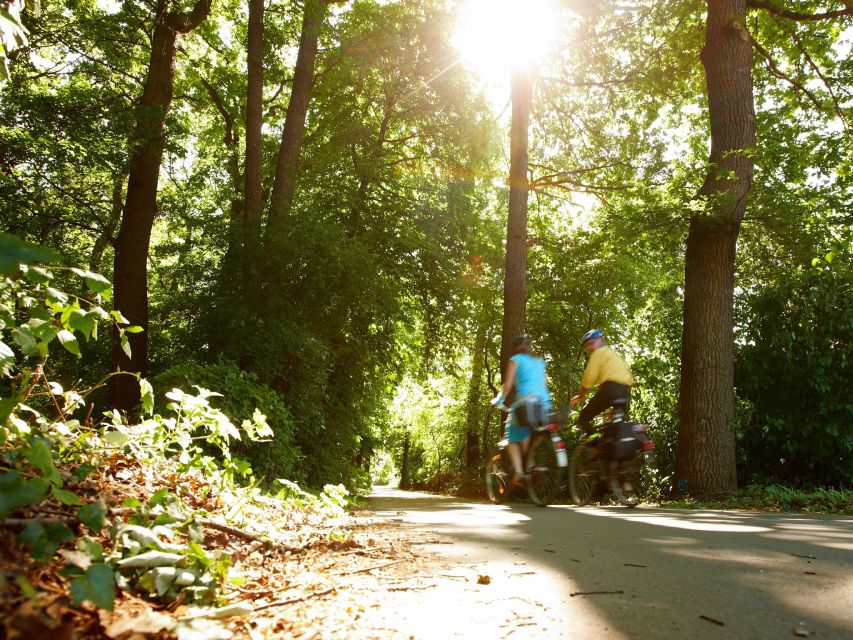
506;421;531;480
598;381;630;421
578;388;613;432
507;442;524;479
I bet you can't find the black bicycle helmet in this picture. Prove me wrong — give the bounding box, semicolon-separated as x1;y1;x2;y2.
513;333;532;354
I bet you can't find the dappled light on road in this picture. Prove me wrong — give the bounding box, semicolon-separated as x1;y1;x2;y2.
366;488;853;639
574;506;771;533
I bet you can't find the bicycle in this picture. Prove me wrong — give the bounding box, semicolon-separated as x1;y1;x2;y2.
567;400;654;508
485;403;568;507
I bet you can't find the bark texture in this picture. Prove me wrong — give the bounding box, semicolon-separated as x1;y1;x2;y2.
109;0;211;411
676;0;755;493
244;0;264;226
267;0;326;235
500;70;532;375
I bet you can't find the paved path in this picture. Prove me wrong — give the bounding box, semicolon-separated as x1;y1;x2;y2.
364;487;853;639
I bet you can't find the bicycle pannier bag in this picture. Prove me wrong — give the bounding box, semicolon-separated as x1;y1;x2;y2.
513;397;548;428
604;421;639;460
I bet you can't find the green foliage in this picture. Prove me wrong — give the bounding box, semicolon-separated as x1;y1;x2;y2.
103;385;274;489
151;362;300;483
735;246;853;486
661;484;853;515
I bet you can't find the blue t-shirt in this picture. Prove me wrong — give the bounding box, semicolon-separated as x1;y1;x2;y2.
510;353;551;407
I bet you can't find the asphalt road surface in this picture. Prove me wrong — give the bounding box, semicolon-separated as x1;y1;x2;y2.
364;487;853;639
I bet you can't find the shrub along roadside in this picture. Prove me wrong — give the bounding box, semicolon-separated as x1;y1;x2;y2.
151;363;302;484
0;235;352;636
659;484;853;515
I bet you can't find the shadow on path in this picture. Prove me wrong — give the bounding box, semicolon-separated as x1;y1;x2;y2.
367;487;853;639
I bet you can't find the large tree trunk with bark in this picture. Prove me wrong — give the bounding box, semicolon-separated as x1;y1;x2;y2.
675;0;755;493
266;0;327;236
500;70;532;374
109;0;211;411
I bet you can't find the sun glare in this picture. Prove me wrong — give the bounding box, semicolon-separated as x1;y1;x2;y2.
453;0;562;82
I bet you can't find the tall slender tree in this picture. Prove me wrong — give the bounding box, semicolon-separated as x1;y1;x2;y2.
267;0;333;235
244;0;264;228
110;0;212;410
500;69;533;373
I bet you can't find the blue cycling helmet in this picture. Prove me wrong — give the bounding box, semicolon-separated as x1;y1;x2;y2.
581;329;603;344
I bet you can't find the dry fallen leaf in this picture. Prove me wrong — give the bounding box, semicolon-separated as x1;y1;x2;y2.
477;575;491;585
100;602;174;639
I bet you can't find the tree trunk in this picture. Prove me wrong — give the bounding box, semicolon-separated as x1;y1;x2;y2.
109;0;211;411
89;170;126;274
266;0;326;235
675;0;755;493
244;0;264;227
399;432;411;489
464;311;488;470
500;70;532;374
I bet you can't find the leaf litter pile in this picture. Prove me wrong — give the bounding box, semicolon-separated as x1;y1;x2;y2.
0;451;443;640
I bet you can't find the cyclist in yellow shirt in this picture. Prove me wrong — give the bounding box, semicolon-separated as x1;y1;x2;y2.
570;329;633;433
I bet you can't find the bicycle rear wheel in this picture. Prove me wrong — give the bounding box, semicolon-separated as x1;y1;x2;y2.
610;457;641;508
485;449;509;504
568;443;598;505
525;432;563;507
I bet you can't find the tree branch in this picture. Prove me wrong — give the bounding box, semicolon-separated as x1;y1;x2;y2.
747;0;853;21
751;35;826;115
786;27;850;129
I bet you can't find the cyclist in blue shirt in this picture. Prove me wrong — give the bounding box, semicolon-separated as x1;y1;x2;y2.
492;334;553;487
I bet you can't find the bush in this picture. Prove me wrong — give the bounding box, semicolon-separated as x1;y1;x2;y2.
735;253;853;486
151;363;301;483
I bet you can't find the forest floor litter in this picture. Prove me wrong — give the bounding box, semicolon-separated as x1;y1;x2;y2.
0;456;550;640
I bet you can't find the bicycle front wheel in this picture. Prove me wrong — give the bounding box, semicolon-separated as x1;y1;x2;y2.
525;432;564;507
485;449;509;504
569;443;598;506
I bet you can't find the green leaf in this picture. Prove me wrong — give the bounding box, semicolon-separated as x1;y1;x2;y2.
0;233;61;276
11;326;37;356
70;268;112;300
124;325;144;334
78;500;107;532
26;439;62;486
52;486;83;506
0;396;18;427
57;329;81;356
18;520;74;560
120;332;131;358
68;309;97;338
22;265;52;285
104;431;130;446
70;563;116;610
0;473;47;519
116;550;184;569
0;340;14;372
140;378;154;416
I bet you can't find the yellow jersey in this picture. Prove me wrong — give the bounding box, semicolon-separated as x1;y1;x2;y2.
581;345;633;389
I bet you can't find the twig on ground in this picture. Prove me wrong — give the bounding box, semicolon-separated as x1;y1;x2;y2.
699;615;725;626
387;583;437;592
2;516;78;529
624;563;647;568
790;553;817;560
252;587;338;611
570;590;624;597
332;560;402;576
